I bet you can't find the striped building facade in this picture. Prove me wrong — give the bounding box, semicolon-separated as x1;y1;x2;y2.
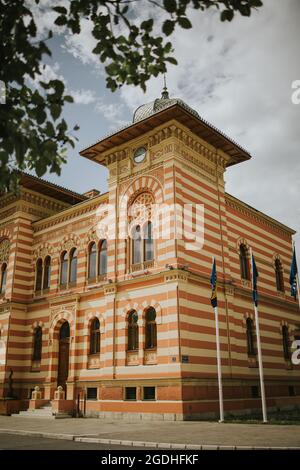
0;92;299;420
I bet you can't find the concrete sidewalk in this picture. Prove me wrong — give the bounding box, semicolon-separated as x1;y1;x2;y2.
0;416;299;449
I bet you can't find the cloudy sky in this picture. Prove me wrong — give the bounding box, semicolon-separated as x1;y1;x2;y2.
31;0;300;261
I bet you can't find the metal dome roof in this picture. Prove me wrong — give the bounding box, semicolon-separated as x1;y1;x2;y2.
132;91;200;123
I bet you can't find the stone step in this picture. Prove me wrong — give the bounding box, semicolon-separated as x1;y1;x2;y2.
11;405;72;419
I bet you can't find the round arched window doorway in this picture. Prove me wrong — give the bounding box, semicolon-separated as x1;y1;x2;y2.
57;321;70;392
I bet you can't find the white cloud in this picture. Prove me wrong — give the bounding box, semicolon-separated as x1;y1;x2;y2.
72;88;96;105
94;101;127;128
62;19;101;70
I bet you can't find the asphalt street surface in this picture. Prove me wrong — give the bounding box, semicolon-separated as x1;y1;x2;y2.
0;433;154;450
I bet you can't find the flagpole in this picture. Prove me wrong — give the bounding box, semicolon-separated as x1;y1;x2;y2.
292;241;300;312
250;248;268;423
212;257;224;423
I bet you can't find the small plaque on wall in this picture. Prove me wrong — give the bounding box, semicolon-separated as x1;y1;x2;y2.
182;355;189;363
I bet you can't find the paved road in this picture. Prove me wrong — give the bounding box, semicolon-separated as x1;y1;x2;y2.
0;433;152;450
0;415;299;448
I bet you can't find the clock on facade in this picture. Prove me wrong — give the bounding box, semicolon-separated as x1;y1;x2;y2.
133;146;147;163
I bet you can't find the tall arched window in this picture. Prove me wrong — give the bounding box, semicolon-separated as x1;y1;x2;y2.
32;326;42;361
144;221;154;262
0;263;7;294
99;240;107;275
60;251;68;285
282;325;290;360
69;248;77;283
246;318;255;356
132;226;142;265
88;242;97;279
145;307;157;350
60;321;70;340
127;310;139;351
43;256;51;290
35;258;43;291
90;317;100;354
275;259;284;292
240;244;250;280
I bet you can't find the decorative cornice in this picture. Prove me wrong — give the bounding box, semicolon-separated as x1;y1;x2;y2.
164;269;189;283
104;283;117;296
0;188;68;214
33;194;108;233
226;193;295;236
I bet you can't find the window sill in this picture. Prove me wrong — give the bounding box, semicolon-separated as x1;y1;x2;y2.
87;275;107;287
87;354;101;369
126;350;139;366
59;282;77;291
34;288;50;298
241;279;251;288
31;360;41;372
130;260;154;273
144;349;157;365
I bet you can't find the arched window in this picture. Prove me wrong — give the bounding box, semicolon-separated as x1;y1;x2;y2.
32;326;42;361
60;321;70;340
60;251;68;285
90;317;100;354
132;226;142;265
88;242;97;279
282;325;290;360
0;263;7;294
275;259;284;292
98;240;107;275
145;307;157;350
35;258;43;291
127;310;139;351
144;221;154;262
240;244;250;280
69;248;77;283
43;256;51;290
246;318;255;356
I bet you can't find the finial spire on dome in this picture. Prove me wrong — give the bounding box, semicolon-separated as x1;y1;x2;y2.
161;74;169;99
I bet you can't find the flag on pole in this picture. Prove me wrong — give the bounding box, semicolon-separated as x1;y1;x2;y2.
251;254;259;306
210;258;218;308
289;247;298;299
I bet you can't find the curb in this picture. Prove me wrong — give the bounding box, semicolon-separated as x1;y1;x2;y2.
0;429;299;450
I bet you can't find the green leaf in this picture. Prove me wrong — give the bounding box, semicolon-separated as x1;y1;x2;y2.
178;17;192;29
166;57;178;65
45;122;55;137
249;0;263;7
221;10;234;22
141;19;154;31
36;109;47;124
64;95;74;103
163;0;177;13
52;6;67;14
162;20;175;36
105;62;119;76
54;15;67;26
50;103;61;120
